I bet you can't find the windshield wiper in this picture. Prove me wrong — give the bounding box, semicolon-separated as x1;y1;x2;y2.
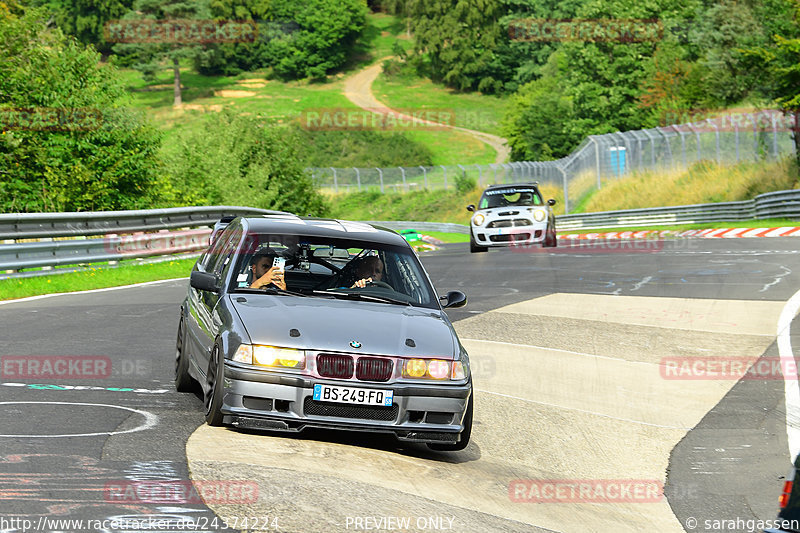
235;287;308;297
311;290;411;306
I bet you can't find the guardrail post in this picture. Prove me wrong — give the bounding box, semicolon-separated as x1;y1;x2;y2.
441;165;447;190
419;166;428;189
376;168;384;193
330;167;338;193
354;167;361;191
399;167;406;191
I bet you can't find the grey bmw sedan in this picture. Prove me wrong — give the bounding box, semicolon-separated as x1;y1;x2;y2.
176;213;473;451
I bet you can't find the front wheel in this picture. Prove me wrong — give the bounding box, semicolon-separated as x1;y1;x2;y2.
542;225;557;248
174;318;194;392
428;392;473;451
470;234;487;253
204;345;225;426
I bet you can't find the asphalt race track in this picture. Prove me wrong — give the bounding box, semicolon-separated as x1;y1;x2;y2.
2;237;800;533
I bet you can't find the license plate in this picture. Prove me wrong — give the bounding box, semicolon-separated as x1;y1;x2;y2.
313;384;393;406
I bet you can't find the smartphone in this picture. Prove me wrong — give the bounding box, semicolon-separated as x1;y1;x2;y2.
272;256;286;273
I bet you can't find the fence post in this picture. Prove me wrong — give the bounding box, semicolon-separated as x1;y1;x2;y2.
376;168;384;193
492;163;498;183
441;165;447;190
331;167;338;193
420;166;428;189
559;164;569;214
772;113;779;158
657;128;672;168
399;167;406;191
590;136;601;189
710;121;720;164
474;164;482;186
354;167;361;191
751;113;758;160
457;164;466;188
735;123;740;162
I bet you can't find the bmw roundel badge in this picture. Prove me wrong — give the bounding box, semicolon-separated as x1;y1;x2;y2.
350;340;362;349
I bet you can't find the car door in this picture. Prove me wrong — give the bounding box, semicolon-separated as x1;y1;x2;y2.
186;225;241;376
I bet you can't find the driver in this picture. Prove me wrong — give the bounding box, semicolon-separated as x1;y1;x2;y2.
351;255;385;288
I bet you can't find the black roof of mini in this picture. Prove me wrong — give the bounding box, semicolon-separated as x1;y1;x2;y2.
237;214;408;246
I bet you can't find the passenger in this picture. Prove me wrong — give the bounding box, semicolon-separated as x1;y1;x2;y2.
249;251;287;290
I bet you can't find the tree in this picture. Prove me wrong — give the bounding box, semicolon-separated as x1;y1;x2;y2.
112;0;212;106
165;111;329;215
0;8;164;212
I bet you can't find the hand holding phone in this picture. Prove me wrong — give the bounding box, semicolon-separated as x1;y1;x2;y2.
272;256;286;273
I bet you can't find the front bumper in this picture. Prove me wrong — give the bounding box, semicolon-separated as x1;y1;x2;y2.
472;223;548;247
221;362;472;444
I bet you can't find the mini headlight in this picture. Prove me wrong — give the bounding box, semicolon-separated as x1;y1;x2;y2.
472;214;485;226
533;209;546;222
253;345;305;369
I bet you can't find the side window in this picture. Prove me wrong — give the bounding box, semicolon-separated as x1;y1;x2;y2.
199;224;236;271
209;228;242;277
479;196;488;209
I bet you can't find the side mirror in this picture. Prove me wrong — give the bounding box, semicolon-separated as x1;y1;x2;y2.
440;290;467;309
466;204;475;212
548;199;556;206
190;271;220;293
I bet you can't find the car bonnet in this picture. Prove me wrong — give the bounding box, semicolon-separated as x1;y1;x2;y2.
229;295;458;359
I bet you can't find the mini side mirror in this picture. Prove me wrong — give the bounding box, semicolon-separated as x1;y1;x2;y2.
548;199;556;206
466;204;475;212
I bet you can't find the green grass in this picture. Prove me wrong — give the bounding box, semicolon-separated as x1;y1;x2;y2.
372;73;508;136
421;231;469;243
345;12;414;70
0;258;195;301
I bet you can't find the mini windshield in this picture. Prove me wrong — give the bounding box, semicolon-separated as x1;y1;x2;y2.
229;233;439;308
478;187;543;209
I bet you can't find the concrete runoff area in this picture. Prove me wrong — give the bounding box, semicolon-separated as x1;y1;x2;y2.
186;293;785;532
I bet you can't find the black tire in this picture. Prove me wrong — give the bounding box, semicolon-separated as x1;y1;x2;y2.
204;345;225;426
428;392;473;452
543;225;557;248
174;318;194;392
470;234;487;253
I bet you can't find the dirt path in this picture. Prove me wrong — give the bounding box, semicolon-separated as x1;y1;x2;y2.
342;59;511;165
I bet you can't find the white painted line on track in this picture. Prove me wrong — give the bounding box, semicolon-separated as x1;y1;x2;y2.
0;401;157;438
0;277;188;306
475;389;692;430
778;288;800;460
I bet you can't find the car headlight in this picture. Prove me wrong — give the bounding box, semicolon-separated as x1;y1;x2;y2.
233;344;306;369
472;214;485;226
401;358;469;380
533;209;546;222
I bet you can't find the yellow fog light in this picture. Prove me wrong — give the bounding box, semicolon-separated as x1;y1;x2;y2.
253;345;305;369
404;359;427;378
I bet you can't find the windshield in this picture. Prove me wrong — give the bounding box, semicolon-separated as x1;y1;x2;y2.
229;233;439;309
478;187;543;209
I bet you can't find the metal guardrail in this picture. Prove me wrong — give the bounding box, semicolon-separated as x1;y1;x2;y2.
0;206;282;240
3;190;800;278
0;206;280;277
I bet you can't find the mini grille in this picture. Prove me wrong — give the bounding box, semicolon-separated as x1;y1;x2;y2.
317;354;354;379
356;357;393;382
487;219;532;228
303;397;398;421
490;233;530;242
